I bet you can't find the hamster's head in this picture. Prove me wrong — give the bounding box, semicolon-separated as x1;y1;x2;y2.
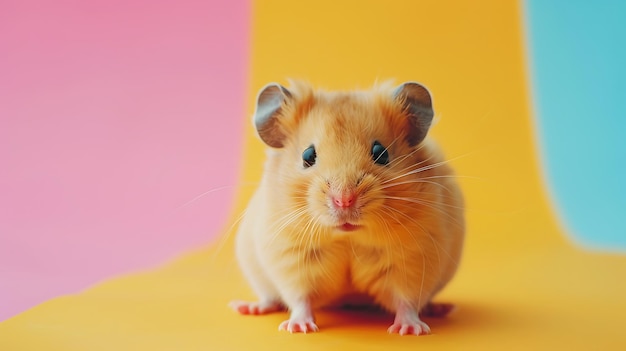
253;80;434;236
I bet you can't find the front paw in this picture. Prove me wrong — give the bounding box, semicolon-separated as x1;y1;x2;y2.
278;317;319;333
388;302;432;336
278;300;318;334
387;320;431;336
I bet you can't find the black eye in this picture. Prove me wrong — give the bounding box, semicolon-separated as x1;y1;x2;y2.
302;145;316;168
371;141;389;165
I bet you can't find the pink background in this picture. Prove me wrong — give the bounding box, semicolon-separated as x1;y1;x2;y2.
0;0;249;321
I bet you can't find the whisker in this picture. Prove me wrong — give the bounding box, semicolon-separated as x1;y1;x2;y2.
385;195;463;210
380;178;453;193
381;151;475;185
372;212;394;292
377;207;414;293
209;207;248;262
380;143;433;178
173;182;259;213
384;196;464;229
419;174;483;181
265;206;309;249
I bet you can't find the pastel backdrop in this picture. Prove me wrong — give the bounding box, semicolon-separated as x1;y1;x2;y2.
525;0;626;250
1;0;625;349
1;0;249;320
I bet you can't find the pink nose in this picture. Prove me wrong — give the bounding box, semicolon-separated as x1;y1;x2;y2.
332;192;356;209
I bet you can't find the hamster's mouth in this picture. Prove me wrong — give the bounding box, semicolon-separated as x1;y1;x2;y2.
337;223;361;232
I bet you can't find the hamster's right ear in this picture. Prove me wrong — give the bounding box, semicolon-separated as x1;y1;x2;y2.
253;83;292;148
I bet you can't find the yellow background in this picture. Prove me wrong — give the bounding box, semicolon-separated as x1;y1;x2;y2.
2;1;625;349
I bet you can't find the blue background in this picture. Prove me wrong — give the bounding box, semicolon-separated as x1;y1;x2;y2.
525;0;626;250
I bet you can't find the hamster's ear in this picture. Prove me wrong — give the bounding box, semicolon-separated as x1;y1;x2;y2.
393;82;434;146
253;83;292;148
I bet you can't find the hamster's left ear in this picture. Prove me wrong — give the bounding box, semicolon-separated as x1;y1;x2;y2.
253;83;293;148
393;82;434;146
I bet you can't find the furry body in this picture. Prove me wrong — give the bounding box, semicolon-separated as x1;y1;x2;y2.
232;81;465;335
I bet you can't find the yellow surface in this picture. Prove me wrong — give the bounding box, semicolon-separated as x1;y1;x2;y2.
2;1;626;350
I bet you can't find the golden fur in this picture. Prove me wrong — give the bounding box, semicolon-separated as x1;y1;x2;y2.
233;81;465;335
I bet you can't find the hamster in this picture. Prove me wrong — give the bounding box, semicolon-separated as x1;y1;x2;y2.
230;80;465;336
